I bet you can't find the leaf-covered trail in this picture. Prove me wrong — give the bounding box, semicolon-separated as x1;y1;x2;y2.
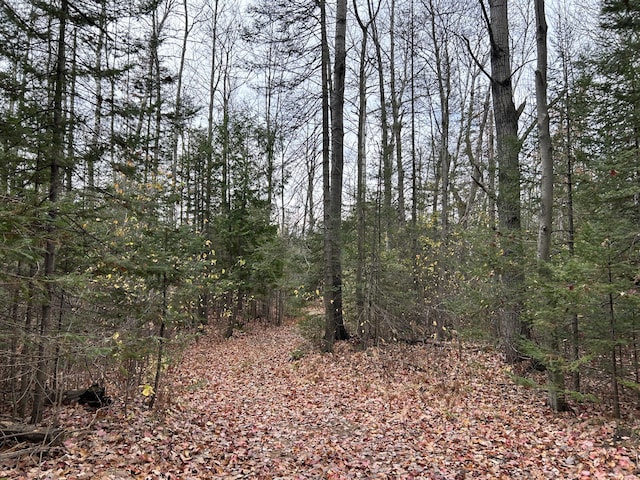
9;322;640;479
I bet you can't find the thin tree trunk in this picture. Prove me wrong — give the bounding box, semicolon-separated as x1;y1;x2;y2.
9;265;22;417
18;267;36;418
354;4;369;330
152;14;163;174
429;0;452;341
462;88;491;226
330;0;349;343
170;0;190;225
303;130;317;235
560;43;580;392
206;0;220;230
320;0;334;351
370;2;393;244
607;260;621;419
410;0;419;290
149;269;168;410
353;0;378;339
535;0;553;266
534;0;567;412
31;0;67;424
65;28;77;192
89;0;107;192
389;0;405;224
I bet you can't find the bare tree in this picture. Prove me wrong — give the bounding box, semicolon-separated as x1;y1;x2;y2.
389;0;406;224
369;1;394;243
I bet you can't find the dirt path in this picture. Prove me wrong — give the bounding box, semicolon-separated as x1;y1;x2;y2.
6;322;638;479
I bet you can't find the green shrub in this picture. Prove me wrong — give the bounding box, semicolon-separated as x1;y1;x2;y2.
297;313;325;348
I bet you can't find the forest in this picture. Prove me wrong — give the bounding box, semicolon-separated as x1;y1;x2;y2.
0;0;639;477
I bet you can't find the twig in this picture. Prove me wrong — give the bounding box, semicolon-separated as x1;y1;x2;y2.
0;445;50;462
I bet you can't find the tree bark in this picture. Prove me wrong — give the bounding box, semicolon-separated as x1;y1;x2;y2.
324;0;349;351
557;19;580;392
389;0;405;224
535;0;553;266
330;0;349;342
354;1;371;332
170;0;190;224
31;0;67;425
534;0;567;412
370;4;393;244
486;0;523;364
88;0;106;192
410;0;419;290
321;0;334;351
206;0;221;230
0;422;64;446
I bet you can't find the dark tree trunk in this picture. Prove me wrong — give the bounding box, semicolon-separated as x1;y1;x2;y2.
323;0;349;351
486;0;523;364
320;0;334;351
330;0;349;343
31;0;67;424
534;0;568;413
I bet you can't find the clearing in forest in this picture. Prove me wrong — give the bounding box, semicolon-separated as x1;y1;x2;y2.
3;321;639;479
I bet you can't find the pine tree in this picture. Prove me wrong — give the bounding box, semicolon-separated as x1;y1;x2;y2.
566;0;640;417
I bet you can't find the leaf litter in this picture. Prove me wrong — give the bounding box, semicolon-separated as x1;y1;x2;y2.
3;321;639;479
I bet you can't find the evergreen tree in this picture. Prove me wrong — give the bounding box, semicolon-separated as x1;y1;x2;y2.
559;0;640;416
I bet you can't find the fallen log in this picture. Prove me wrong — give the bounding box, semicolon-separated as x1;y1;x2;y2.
0;422;64;446
0;445;52;461
50;383;112;408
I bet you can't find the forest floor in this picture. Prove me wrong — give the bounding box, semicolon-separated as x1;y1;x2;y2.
2;319;640;479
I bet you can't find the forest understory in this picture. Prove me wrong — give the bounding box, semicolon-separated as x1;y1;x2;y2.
2;320;639;480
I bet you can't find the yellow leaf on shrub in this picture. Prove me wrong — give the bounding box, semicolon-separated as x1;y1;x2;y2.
141;384;154;397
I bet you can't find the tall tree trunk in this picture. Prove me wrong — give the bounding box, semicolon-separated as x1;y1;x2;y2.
410;0;419;291
151;11;163;175
462;87;491;226
31;0;67;424
354;4;369;332
429;0;452;340
353;0;378;339
485;0;523;364
206;0;220;230
170;0;190;225
262;42;281;209
89;0;107;192
324;0;349;351
562;50;580;392
389;0;405;225
370;3;393;245
65;28;77;193
535;0;567;412
320;0;333;351
330;0;349;343
535;0;553;266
